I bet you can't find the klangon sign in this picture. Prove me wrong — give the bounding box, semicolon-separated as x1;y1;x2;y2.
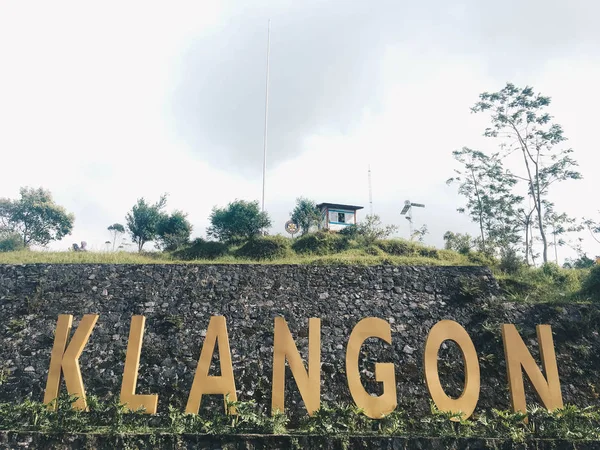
43;314;563;420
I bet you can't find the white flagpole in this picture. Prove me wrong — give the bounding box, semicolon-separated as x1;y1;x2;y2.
261;19;271;212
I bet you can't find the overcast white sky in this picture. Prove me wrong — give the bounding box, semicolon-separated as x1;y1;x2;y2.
0;1;598;261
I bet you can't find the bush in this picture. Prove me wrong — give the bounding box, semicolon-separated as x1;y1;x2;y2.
291;232;350;255
376;239;439;259
498;248;523;274
418;247;439;259
563;254;596;269
541;263;582;292
468;251;497;268
375;239;414;256
0;233;24;252
172;238;229;260
364;245;384;256
581;265;600;301
236;236;291;260
338;224;359;239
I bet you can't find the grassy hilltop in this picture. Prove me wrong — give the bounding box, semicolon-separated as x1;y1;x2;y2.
1;232;598;305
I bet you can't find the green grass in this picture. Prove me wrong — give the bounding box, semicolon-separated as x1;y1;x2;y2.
493;264;590;304
1;246;595;305
0;248;473;266
4;396;600;442
0;250;172;265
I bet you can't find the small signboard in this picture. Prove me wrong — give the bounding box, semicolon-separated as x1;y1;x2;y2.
285;220;299;236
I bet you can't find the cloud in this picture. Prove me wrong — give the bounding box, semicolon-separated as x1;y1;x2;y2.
1;0;599;260
169;0;600;175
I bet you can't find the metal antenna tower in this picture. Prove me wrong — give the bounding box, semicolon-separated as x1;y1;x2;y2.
261;19;271;212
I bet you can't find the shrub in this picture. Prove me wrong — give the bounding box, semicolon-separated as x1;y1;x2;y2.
172;238;229;260
541;263;582;292
354;215;398;246
418;247;439;259
375;239;414;256
236;236;290;260
291;232;350;255
376;239;439;259
364;245;384;256
0;232;24;252
498;248;522;274
468;251;497;268
564;254;595;269
581;265;600;301
338;224;359;239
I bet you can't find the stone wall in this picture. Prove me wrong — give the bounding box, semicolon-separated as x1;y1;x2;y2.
1;264;599;419
2;432;599;450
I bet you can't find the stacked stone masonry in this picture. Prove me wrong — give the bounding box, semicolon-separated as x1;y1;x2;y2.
0;264;599;419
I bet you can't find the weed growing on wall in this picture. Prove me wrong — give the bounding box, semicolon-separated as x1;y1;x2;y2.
3;396;600;441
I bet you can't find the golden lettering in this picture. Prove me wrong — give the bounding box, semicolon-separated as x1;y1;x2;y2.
271;317;320;416
43;314;99;410
424;320;480;420
120;315;158;414
502;324;563;414
185;316;237;414
346;317;396;419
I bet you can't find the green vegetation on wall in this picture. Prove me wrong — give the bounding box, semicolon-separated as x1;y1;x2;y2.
3;395;600;442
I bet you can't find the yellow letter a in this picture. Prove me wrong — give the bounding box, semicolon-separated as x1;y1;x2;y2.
185;316;237;414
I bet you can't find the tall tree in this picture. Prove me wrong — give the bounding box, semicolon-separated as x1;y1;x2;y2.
156;211;192;251
207;200;271;244
447;147;522;255
516;206;536;266
0;187;74;247
290;198;321;235
472;83;582;263
107;223;125;251
355;214;398;245
543;202;581;264
583;213;600;245
126;195;167;252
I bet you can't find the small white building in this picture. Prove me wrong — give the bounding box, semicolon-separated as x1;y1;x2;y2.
317;203;364;232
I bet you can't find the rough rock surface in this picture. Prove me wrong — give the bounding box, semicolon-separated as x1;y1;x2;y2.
2;432;600;450
0;264;599;420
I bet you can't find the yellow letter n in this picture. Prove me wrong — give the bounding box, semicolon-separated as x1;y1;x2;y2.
43;314;99;410
271;317;321;416
502;324;563;414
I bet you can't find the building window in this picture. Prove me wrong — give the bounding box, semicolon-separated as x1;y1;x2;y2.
337;212;345;223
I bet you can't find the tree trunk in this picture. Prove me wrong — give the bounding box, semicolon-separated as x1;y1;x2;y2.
524;218;530;265
511;121;547;263
536;196;548;264
470;168;486;253
554;231;558;264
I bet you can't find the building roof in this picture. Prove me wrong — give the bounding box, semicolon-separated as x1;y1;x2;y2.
317;203;364;211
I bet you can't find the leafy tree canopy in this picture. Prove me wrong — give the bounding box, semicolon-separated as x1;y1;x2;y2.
0;187;74;247
126;195;167;252
107;223;125;251
471;83;582;263
207;200;271;244
355;215;398;246
290;198;321;235
443;231;478;255
156;211;192;251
